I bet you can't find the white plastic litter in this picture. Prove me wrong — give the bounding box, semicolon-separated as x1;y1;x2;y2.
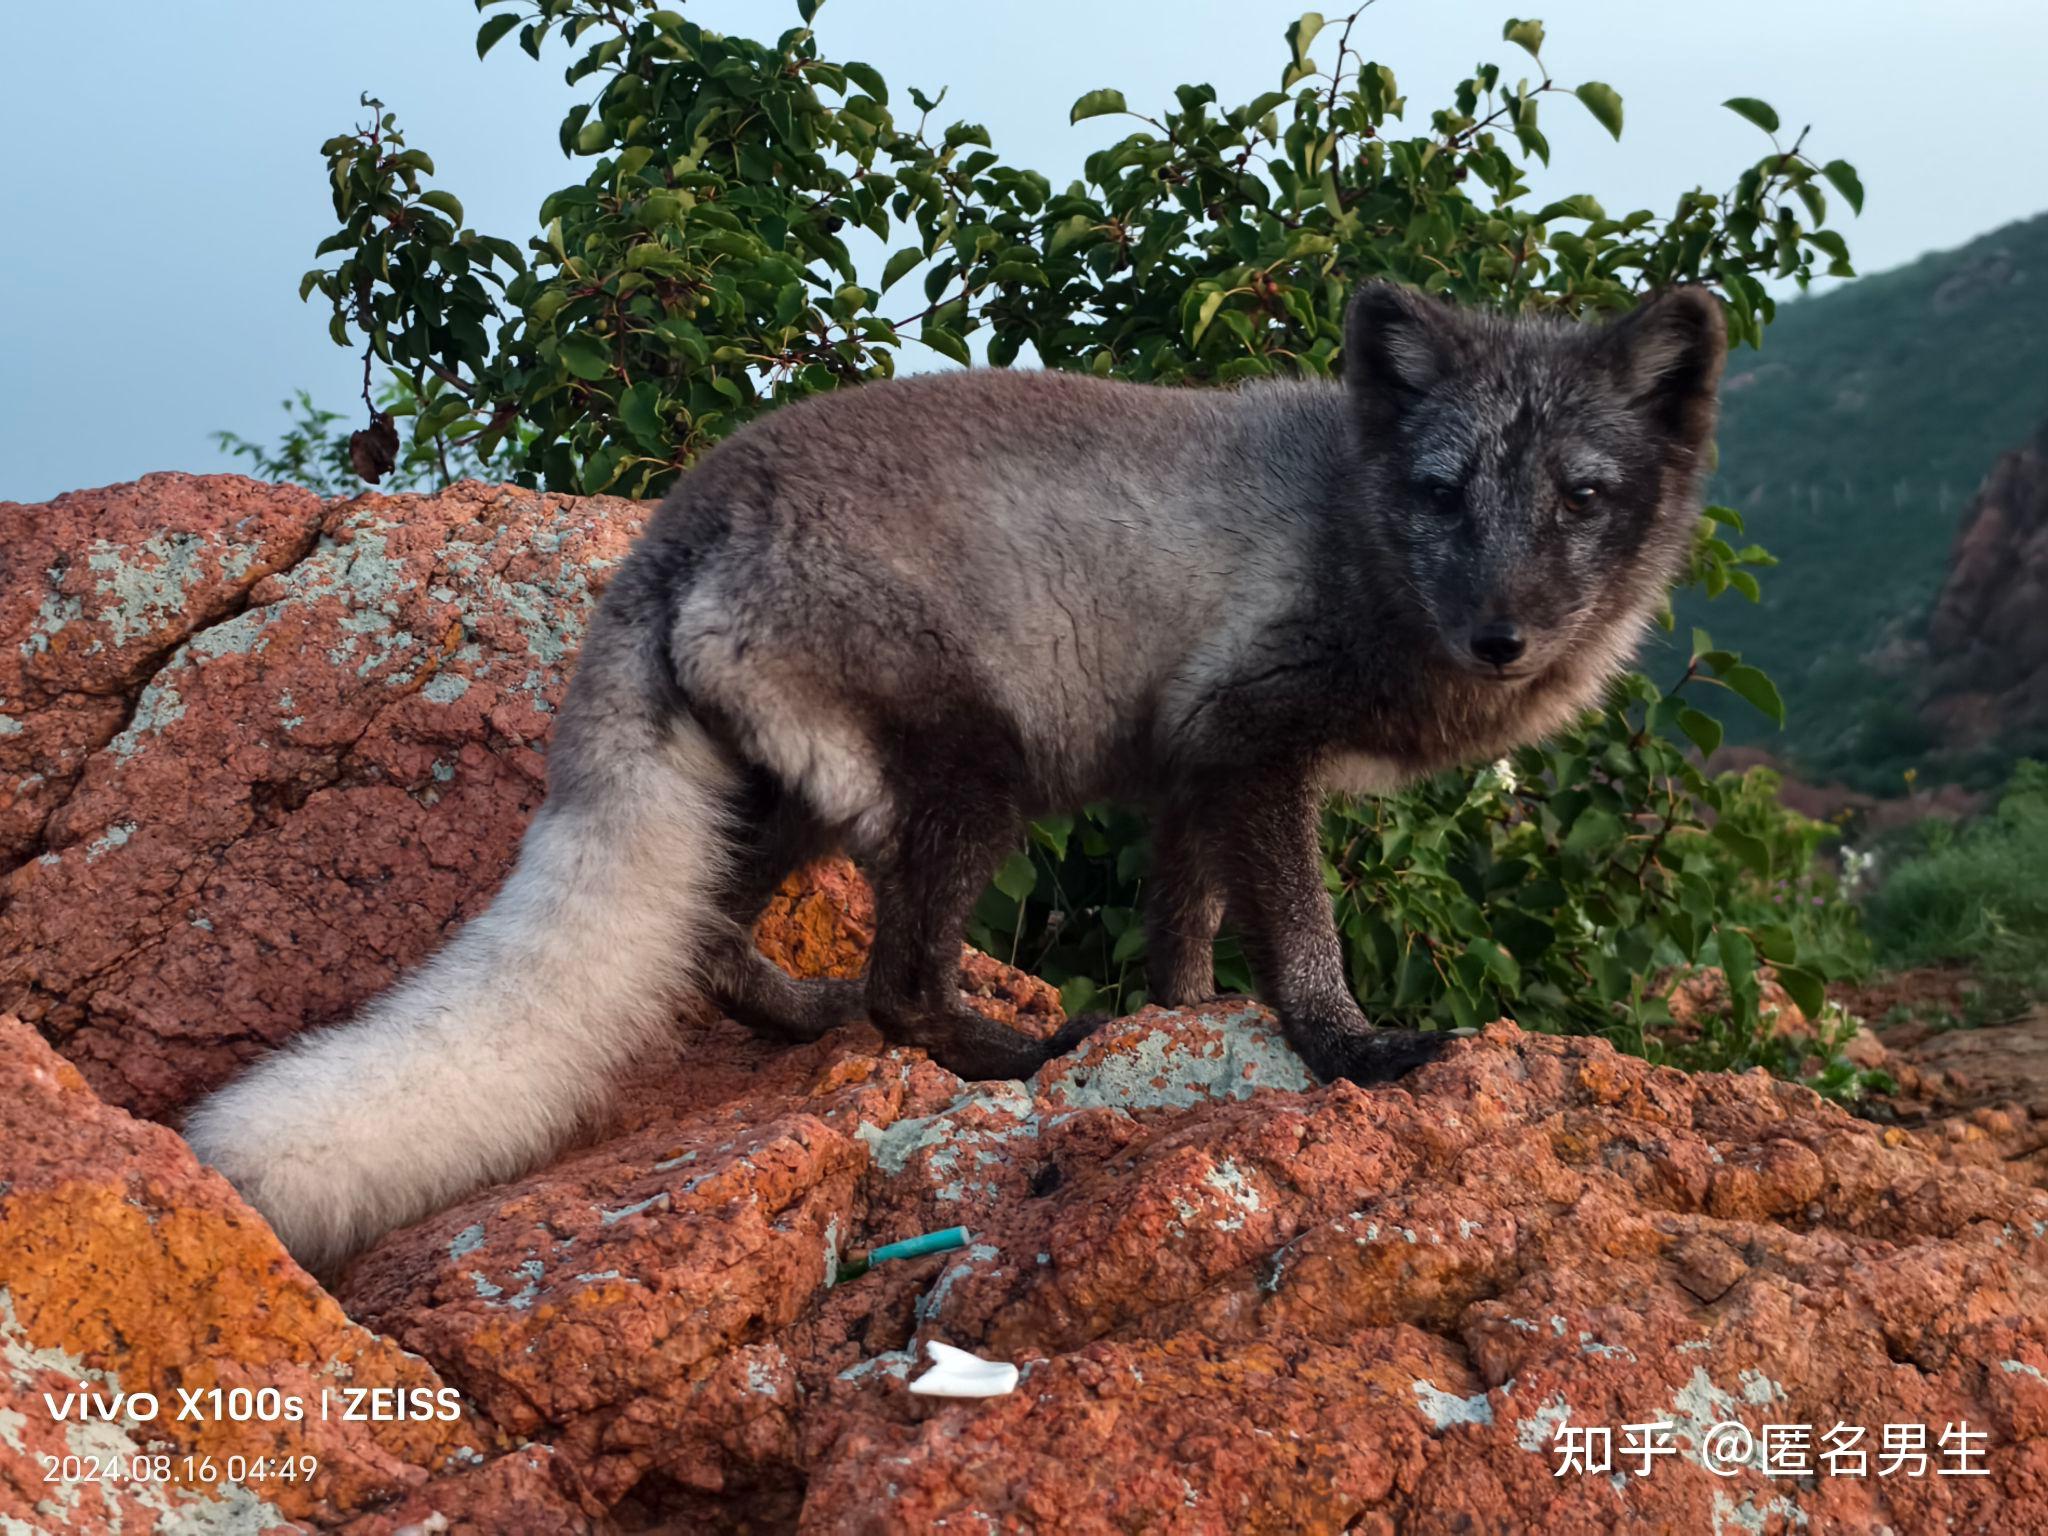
906;1340;1019;1398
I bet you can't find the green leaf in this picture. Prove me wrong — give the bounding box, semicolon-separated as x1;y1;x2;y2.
1774;964;1826;1020
1287;12;1325;69
619;380;663;447
1029;814;1074;859
1533;194;1605;223
1069;89;1128;125
476;13;519;57
1722;97;1779;134
1720;663;1786;727
1502;18;1545;57
921;324;971;366
417;189;465;225
1467;937;1522;992
1713;823;1771;878
557;332;612;381
1563;807;1624;857
1575;82;1624;140
992;850;1038;903
1820;159;1865;215
1718;927;1757;994
1675;707;1723;759
843;61;888;105
880;247;923;294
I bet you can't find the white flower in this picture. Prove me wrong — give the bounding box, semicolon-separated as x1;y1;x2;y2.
1474;757;1518;797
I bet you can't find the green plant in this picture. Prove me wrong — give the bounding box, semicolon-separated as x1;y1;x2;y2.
214;390;357;496
1860;759;2048;997
297;3;1858;492
281;0;1872;1076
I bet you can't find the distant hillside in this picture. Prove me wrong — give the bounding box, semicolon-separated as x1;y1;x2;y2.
1686;211;2048;791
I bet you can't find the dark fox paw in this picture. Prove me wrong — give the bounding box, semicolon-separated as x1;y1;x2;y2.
1043;1009;1111;1060
899;1006;1109;1082
1292;1023;1456;1086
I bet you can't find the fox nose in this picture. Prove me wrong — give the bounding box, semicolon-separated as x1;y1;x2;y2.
1469;622;1527;668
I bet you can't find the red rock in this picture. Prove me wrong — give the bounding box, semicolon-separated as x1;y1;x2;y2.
1873;1008;2048;1191
1;477;645;1119
0;1015;576;1535
337;1008;2048;1533
333;1445;593;1536
335;1032;923;1512
755;854;1067;1038
0;480;1059;1124
0;474;326;867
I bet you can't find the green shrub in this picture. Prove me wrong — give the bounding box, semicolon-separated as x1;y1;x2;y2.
1861;760;2048;994
264;1;1876;1079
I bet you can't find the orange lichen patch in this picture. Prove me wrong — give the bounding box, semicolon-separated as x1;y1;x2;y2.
957;948;1065;1035
752;857;875;980
0;1017;497;1528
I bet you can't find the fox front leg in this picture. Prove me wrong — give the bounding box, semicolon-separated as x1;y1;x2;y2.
1202;763;1450;1084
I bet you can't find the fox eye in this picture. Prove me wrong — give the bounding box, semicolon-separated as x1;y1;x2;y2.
1562;483;1601;513
1423;481;1462;513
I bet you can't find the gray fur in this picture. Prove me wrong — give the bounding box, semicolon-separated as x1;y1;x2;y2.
186;283;1726;1270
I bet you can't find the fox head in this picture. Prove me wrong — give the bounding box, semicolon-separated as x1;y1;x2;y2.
1343;280;1727;685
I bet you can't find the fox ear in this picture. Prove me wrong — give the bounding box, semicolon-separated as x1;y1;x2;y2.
1598;286;1728;446
1343;280;1459;415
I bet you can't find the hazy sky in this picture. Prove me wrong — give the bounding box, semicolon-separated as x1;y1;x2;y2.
3;0;2042;503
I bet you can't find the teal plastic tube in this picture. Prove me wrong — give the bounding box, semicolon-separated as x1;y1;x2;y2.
833;1225;972;1283
868;1226;970;1265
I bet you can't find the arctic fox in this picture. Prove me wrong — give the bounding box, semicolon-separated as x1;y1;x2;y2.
185;282;1727;1272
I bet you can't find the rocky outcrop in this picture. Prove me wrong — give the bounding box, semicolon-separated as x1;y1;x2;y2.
5;478;2048;1532
1924;416;2048;748
307;1009;2048;1532
0;1014;589;1534
1;475;643;1119
12;974;2048;1531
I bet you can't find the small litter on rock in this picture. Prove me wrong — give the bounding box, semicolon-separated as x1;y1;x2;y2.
833;1224;970;1283
907;1339;1019;1399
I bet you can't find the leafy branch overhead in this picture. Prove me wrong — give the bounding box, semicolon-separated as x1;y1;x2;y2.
302;1;1859;499
290;0;1876;1088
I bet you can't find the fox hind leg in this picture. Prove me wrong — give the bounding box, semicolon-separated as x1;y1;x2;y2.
1145;795;1227;1008
862;766;1099;1081
700;764;869;1042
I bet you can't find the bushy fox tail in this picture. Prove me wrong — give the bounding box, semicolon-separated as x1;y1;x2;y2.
184;626;738;1275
